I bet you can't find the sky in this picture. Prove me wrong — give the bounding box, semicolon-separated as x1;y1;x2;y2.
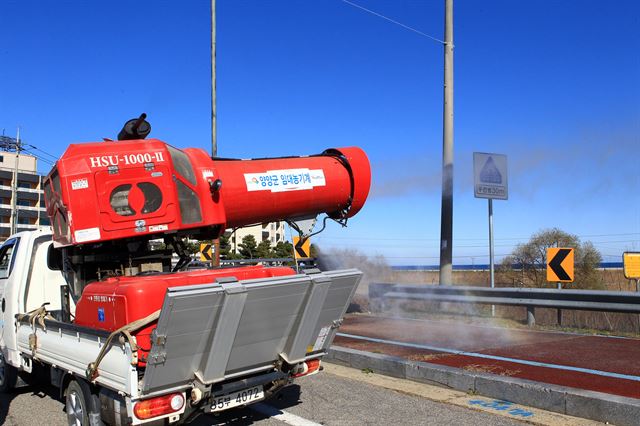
0;0;638;265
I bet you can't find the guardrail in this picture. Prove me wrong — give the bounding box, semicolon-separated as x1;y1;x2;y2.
220;257;295;265
369;283;640;327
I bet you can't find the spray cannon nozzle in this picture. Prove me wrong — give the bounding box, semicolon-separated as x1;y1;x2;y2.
117;113;151;141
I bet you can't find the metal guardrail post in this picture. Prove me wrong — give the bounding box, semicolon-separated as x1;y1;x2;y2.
369;283;395;312
557;308;562;327
526;306;535;327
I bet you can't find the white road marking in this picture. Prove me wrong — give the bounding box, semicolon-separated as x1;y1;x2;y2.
250;403;322;426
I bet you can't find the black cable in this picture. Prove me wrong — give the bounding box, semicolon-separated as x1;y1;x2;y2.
22;149;55;166
25;144;58;161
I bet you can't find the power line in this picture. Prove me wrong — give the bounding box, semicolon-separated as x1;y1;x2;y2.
318;232;640;243
25;144;58;161
22;149;54;165
316;236;639;250
340;0;445;44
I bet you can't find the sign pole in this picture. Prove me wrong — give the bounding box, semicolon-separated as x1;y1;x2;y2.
288;225;300;274
546;247;574;328
488;198;495;317
636;278;640;334
473;151;508;311
557;281;562;326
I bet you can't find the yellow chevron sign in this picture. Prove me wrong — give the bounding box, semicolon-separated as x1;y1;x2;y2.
292;236;311;259
546;248;574;282
200;243;212;261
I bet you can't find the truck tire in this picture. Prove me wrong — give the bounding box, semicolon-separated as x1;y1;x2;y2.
0;350;18;392
65;379;104;426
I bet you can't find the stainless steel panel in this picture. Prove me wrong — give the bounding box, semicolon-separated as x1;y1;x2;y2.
141;269;362;395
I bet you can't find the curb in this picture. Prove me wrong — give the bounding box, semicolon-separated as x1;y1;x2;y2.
325;346;640;426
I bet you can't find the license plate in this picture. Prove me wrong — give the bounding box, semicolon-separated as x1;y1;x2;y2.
211;386;264;412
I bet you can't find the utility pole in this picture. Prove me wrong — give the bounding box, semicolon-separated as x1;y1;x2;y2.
10;128;21;235
211;0;217;158
439;0;454;285
211;0;221;267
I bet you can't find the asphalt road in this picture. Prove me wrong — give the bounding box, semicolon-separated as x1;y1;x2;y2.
0;369;528;426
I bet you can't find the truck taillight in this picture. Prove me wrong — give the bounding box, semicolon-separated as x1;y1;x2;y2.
133;393;185;420
292;359;322;378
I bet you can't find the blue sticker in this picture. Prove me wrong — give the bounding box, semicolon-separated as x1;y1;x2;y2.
98;308;105;322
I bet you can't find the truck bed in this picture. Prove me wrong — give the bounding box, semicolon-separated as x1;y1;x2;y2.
16;268;362;399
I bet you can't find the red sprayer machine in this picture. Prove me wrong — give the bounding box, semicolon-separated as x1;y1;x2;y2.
3;114;371;424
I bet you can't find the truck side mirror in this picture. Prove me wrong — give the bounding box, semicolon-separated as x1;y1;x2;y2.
47;245;63;271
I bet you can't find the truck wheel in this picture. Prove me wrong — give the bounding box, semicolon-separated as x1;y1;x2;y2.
0;350;18;392
65;379;104;426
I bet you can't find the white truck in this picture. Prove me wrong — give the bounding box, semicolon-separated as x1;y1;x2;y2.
0;229;361;425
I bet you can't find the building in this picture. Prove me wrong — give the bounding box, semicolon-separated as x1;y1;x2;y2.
229;222;286;254
0;151;49;241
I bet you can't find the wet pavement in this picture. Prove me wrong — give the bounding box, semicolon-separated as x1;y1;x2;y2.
335;314;640;399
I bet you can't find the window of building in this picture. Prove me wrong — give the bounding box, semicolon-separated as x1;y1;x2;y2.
39;217;51;226
0;155;4;162
18;181;32;189
18;217;31;225
17;199;32;207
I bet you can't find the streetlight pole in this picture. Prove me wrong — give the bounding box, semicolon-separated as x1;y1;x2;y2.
439;0;454;285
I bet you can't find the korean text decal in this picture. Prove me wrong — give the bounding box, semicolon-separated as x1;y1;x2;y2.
244;169;326;192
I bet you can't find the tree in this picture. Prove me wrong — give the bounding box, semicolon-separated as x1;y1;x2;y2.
256;240;273;258
183;240;200;256
273;241;294;258
219;234;232;259
238;235;257;259
500;228;603;289
226;251;243;260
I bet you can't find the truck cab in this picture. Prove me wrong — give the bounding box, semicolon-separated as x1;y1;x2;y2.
0;229;69;369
